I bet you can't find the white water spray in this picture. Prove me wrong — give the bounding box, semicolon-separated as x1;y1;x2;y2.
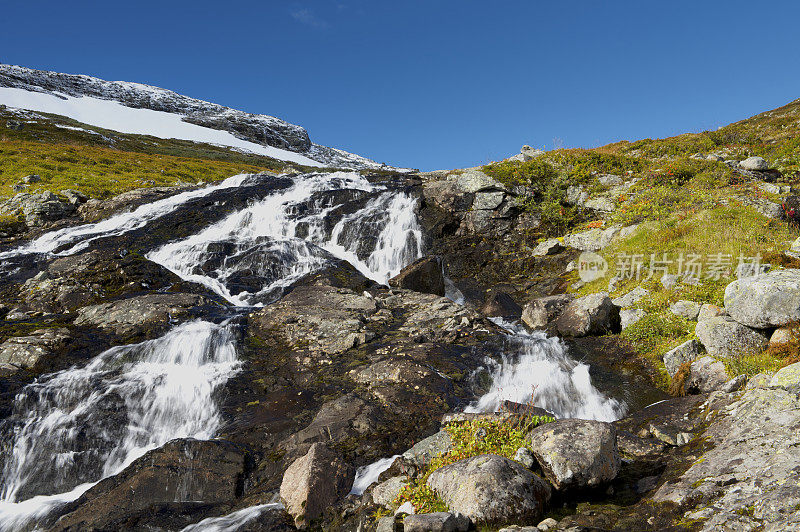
465;319;625;421
0;321;239;529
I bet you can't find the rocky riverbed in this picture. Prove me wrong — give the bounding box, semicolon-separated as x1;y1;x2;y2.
0;159;798;532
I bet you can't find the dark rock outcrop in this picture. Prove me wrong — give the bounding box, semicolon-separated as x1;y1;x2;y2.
388;256;445;296
52;438;250;531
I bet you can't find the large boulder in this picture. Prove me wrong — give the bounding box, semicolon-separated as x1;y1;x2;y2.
739;156;769;171
388;256;445;296
553;292;620;337
521;294;573;329
612;286;649;308
724;270;800;328
684;356;730;394
663;339;702;377
427;454;551;524
694;316;769;358
279;442;354;528
51;438;248;531
669;300;701;320
527;419;621;490
481;290;522;318
564;226;622;251
769;362;800;388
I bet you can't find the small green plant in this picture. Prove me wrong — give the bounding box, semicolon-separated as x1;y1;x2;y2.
392;415;555;514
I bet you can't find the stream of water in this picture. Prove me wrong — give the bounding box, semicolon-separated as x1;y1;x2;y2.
0;171;622;530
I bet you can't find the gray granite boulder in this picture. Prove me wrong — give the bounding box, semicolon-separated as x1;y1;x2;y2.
527;419;621;490
694;316;769;358
427;455;550;524
724;269;800;328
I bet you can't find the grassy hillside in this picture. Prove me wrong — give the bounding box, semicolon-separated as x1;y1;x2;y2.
0;106;321;199
478;98;800;387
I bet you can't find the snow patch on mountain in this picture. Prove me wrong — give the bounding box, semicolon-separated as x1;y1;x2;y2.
0;64;400;170
0;87;323;166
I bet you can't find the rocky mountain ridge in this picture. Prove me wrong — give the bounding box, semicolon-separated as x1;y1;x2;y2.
0;64;392;170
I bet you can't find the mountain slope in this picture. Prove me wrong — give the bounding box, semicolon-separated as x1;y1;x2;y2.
0;64;392;170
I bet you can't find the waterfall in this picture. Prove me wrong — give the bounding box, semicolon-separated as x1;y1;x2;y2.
465;318;625;421
0;321;239;529
0;173;252;260
147;172;423;306
0;168;623;530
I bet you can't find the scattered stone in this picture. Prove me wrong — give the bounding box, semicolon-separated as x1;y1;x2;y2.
372;476;408;507
527;419;621;489
685;356;730;394
280;443;353;528
376;516;399;532
620;308;645;330
584;196;616;213
6;119;23;130
649;423;693;447
61;189;89;205
721;374;747;393
23;174;41;184
612;286;649;308
388;256;445;296
769;362;800;388
660;274;680;290
532;238;564;256
663;339;703;377
694;316;769;358
521;294;573;329
745;372;773;389
514;447;536;469
739;156;769;171
403;512;471;532
537;518;559;531
770;325;796;347
598;174;624;186
553;292;620;337
724;269;800;328
564;225;622;251
427;454;550;524
669;300;701;320
566;185;588;206
757;182;790;195
697;303;726;322
402;430;453;468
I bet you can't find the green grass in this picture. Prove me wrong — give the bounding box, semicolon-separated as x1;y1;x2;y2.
392;416;554;515
0;107;329;200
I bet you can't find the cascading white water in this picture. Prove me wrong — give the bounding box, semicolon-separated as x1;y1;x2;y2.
0;320;239;529
0;170;426;530
147;171;424;306
179;503;284;532
465;318;625;421
0;173;252;260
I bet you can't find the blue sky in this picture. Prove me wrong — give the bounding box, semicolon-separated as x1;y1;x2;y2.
2;1;799;170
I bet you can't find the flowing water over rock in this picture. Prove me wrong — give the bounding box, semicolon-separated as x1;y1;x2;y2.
465;318;625;421
0;170;623;530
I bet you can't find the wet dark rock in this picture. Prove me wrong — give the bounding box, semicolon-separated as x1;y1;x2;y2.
481;289;522;318
0;328;72;371
553;293;620;337
74;293;219;340
51;438;251;531
388;256;445;296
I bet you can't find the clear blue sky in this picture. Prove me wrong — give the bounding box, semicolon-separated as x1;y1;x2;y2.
2;1;799;170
